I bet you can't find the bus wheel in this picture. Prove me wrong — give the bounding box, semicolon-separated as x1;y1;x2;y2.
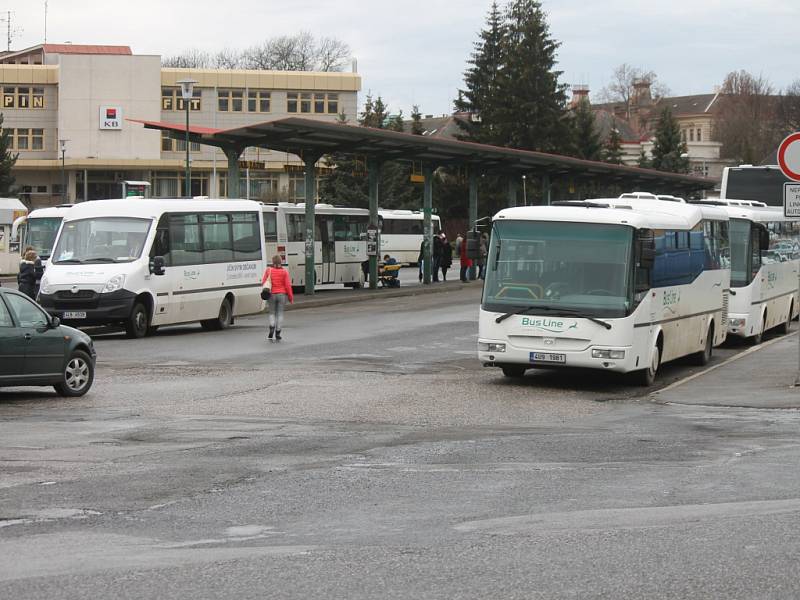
125;303;149;339
501;365;527;378
633;343;660;387
778;303;793;335
691;325;714;366
202;298;233;331
752;313;767;345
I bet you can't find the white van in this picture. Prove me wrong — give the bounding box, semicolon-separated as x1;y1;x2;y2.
38;198;266;338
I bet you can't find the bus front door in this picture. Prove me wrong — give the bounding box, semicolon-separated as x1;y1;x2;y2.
319;216;335;283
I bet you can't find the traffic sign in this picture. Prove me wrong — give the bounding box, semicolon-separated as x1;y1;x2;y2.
785;183;800;218
777;132;800;182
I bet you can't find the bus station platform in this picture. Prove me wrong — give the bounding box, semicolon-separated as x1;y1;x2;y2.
655;331;800;409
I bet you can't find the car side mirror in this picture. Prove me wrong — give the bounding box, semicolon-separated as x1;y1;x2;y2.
150;256;166;276
49;316;60;329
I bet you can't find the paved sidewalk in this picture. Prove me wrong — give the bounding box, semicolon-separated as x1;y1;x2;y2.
655;330;800;409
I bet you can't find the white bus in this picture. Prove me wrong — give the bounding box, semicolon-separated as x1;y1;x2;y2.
478;198;730;385
11;204;73;263
38;198;266;338
721;204;800;343
378;209;441;265
262;203;368;288
720;165;789;207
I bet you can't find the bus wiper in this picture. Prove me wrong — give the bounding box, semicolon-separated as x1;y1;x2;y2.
85;257;118;263
54;258;83;264
495;305;612;329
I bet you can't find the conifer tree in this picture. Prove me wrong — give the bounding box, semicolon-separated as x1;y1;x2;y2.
0;114;18;196
603;120;624;164
636;147;651;169
570;98;602;161
411;105;424;135
650;107;689;173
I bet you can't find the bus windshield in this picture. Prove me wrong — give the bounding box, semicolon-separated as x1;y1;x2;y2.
483;220;634;318
53;217;152;264
24;217;62;259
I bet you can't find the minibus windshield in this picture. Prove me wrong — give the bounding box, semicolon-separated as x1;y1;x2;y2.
53;217;152;264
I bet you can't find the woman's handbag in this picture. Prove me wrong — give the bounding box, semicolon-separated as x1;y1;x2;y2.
261;269;273;300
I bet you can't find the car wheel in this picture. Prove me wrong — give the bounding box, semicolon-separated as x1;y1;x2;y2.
125;303;149;339
501;365;527;378
54;350;94;397
201;298;232;331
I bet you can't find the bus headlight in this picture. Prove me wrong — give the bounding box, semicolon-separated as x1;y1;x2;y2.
102;274;126;294
592;349;625;359
39;276;53;295
729;318;745;328
478;342;506;353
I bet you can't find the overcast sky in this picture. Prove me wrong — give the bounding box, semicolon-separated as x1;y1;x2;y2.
7;0;799;117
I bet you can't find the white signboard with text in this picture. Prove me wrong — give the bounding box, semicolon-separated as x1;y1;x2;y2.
785;183;800;218
99;106;123;130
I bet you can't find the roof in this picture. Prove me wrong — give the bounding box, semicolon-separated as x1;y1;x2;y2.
401;115;466;139
592;109;642;143
658;93;719;117
43;44;132;56
61;198;262;221
493;203;697;230
131;117;715;193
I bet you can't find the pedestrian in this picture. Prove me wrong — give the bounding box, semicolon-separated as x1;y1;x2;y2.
17;248;42;300
478;233;489;280
460;235;473;282
455;233;463;256
418;238;429;282
439;232;452;281
262;254;293;342
432;233;442;282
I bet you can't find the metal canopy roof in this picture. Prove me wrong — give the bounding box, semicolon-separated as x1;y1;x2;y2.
133;116;714;191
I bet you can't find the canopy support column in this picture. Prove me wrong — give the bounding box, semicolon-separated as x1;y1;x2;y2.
507;176;518;208
542;172;552;206
367;158;381;290
304;154;320;295
469;168;479;280
422;163;434;285
223;146;243;199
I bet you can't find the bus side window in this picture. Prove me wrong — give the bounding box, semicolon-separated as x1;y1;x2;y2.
151;215;171;265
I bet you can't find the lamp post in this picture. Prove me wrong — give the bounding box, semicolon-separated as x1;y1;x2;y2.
59;138;68;201
177;78;198;198
522;174;527;206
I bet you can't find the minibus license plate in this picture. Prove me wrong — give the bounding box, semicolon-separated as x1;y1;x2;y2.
530;352;565;364
63;311;86;319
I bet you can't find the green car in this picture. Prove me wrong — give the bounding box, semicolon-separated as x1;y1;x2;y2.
0;287;96;397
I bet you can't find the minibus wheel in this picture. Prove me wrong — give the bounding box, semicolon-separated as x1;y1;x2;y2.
778;302;793;335
752;312;767;345
125;303;149;339
501;365;527;378
691;324;714;366
633;342;660;387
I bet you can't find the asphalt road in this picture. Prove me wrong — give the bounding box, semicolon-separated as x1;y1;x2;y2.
2;286;799;599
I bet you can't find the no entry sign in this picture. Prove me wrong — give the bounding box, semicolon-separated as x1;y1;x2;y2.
778;132;800;182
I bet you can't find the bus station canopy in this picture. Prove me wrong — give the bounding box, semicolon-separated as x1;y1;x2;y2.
132;116;714;193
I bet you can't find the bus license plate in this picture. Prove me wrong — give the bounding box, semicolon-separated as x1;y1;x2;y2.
530;352;565;364
63;311;87;319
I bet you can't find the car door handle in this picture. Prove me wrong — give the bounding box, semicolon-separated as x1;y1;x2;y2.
24;333;32;341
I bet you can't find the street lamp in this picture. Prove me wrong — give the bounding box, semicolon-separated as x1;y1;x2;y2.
59;138;68;201
522;174;527;206
177;78;198;198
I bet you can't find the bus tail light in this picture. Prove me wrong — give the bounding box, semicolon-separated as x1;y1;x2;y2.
592;349;625;359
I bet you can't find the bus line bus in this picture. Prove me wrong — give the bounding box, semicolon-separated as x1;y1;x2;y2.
720;165;789;207
37;198;266;338
717;204;799;343
11;204;74;264
477;198;730;386
262;203;368;288
378;209;441;265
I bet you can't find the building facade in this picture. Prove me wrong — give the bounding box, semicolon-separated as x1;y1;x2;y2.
0;44;361;208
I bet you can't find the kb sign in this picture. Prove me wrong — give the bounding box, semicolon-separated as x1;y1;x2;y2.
99;105;123;130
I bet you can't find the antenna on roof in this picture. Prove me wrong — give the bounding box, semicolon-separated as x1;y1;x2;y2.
0;10;22;51
44;1;48;44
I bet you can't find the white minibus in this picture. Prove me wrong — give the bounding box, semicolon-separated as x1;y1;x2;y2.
478;198;730;385
11;204;73;264
721;204;799;343
38;198;266;338
378;209;441;265
261;203;368;288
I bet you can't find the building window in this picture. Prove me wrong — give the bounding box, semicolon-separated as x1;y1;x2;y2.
689;129;694;142
9;128;45;151
247;90;271;113
697;128;702;142
681;129;686;142
287;92;339;114
2;86;46;109
218;89;244;112
161;131;200;152
161;87;201;111
240;171;279;199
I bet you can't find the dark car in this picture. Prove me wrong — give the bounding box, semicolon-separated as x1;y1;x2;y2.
0;287;96;397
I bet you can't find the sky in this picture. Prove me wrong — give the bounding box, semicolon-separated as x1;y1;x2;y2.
5;0;799;117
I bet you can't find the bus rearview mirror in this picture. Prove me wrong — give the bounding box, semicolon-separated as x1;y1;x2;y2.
150;256;166;276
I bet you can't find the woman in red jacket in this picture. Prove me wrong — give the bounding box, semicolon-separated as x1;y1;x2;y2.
262;255;294;341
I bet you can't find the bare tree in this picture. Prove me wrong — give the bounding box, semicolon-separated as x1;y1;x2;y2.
597;63;670;117
162;48;211;68
713;70;781;164
777;79;800;135
213;48;243;69
241;42;273;70
316;37;351;72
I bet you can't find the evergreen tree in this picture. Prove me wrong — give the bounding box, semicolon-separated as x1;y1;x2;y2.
636;147;650;169
650;107;689;173
454;1;506;144
411;105;424;135
570;98;602;161
0;114;18;196
492;0;571;152
603;120;624;164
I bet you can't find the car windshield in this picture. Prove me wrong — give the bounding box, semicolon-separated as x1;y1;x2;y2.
53;217;152;264
25;217;62;259
483;220;634;318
